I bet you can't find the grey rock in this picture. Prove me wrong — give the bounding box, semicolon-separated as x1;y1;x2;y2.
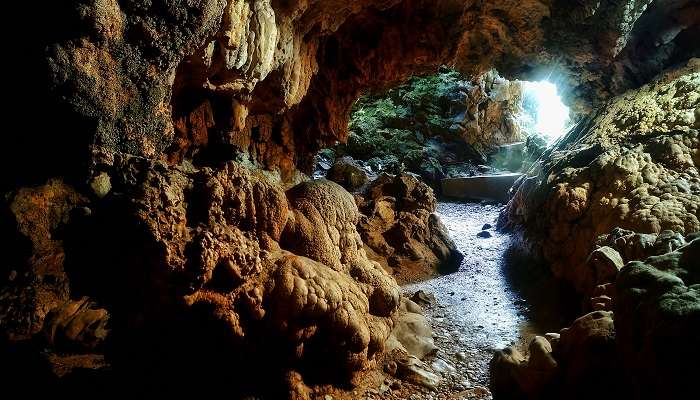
477;230;492;238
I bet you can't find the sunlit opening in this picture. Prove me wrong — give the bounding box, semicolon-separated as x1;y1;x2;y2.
521;80;570;142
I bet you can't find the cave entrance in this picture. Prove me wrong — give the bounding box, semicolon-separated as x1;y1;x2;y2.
316;67;573;199
520;79;572;143
315;67;579;391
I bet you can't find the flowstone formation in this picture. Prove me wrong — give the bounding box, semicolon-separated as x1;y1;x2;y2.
502;62;700;294
2;0;699;397
355;173;464;282
2;159;400;395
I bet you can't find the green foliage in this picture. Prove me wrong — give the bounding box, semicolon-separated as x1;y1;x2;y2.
339;67;467;176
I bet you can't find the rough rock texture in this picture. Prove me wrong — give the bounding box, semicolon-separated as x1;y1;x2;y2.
2;0;699;395
0;180;87;340
490;311;618;400
615;237;699;399
129;165;399;385
461;70;525;153
492;232;699;400
6;0;697;189
355;173;464;282
502;62;700;294
2;160;400;395
327;156;370;191
42;297;109;352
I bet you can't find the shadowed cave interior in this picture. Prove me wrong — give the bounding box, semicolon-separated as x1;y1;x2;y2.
0;1;698;399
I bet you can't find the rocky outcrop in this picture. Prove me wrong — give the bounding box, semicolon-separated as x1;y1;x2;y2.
7;0;697;189
491;310;618;400
491;231;699;400
124;163;399;387
2;0;699;396
385;297;437;360
2;160;400;395
461;70;525;153
0;180;87;340
496;61;698;399
501;62;700;294
42;297;109;352
327;156;370;191
615;236;699;399
356;173;463;282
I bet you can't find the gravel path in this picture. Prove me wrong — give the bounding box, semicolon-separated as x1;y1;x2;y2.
363;201;574;400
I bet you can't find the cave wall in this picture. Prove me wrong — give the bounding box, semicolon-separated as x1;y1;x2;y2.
501;61;699;294
4;0;697;189
1;0;699;395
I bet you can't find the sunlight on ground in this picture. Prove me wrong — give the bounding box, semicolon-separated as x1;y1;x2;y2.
521;80;570;142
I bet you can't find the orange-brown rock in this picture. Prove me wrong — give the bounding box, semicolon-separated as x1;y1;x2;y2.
42;297;109;352
357;173;463;282
7;1;696;187
21;159;399;394
2;0;699;396
0;179;86;340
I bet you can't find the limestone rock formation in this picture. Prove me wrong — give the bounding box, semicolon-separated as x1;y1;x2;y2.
356;173;464;281
385;297;437;360
492;232;699;400
502;62;700;294
490;311;618;400
0;180;87;340
327;156;370;191
615;237;699;399
7;0;696;189
2;0;699;396
42;297;110;352
122;163;399;386
461;70;525;153
2;159;401;395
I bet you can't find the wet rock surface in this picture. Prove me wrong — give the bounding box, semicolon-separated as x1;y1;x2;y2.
356;174;464;282
502;62;700;294
490;230;699;400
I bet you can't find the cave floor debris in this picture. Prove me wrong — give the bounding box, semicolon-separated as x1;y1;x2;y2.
374;201;546;399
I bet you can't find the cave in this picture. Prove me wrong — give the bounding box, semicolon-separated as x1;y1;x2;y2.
1;1;698;399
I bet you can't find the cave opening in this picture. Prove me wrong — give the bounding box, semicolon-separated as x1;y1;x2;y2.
317;67;575;195
314;67;584;392
520;79;572;143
